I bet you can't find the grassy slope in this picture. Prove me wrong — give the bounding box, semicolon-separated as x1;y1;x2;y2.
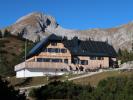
0;35;34;76
8;73;81;88
2;36;24;63
72;71;133;86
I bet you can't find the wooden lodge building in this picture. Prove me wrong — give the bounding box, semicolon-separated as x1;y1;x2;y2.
15;34;117;78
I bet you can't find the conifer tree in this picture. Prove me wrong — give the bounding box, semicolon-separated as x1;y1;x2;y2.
3;29;10;37
0;30;2;38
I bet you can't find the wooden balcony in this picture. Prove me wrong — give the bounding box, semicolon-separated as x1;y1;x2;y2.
15;61;70;71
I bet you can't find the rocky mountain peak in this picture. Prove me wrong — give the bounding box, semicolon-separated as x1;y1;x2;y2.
15;12;58;28
9;12;58;41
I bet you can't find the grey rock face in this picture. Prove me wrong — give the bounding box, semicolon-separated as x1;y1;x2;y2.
9;12;58;41
8;12;133;51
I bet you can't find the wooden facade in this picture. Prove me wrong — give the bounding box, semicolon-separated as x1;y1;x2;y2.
15;34;117;78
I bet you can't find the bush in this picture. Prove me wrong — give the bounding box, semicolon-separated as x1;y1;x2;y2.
11;53;17;56
29;75;133;100
29;88;38;98
117;49;133;63
29;81;93;100
3;29;11;37
0;39;10;43
0;76;26;100
0;50;8;54
91;76;133;100
15;78;32;87
0;44;5;47
0;30;2;38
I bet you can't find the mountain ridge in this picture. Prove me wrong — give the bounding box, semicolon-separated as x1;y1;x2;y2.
6;12;133;51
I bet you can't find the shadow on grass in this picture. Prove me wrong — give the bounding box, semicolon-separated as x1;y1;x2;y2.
15;77;32;87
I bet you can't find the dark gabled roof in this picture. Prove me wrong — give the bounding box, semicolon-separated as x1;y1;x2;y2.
27;33;117;59
63;39;117;57
26;34;62;58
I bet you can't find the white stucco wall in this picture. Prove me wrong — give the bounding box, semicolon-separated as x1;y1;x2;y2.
16;68;66;78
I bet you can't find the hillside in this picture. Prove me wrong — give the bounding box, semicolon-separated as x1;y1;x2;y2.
7;70;133;89
72;71;133;86
0;35;34;76
6;12;133;51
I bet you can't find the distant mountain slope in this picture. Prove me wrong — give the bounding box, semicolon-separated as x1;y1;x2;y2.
7;12;133;51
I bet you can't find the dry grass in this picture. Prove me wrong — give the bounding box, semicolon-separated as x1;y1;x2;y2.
72;71;133;86
7;73;83;88
1;36;25;64
7;76;48;88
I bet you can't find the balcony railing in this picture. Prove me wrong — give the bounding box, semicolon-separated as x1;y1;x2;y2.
15;61;70;71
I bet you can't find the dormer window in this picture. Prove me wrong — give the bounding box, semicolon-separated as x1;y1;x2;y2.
47;48;60;53
51;42;57;46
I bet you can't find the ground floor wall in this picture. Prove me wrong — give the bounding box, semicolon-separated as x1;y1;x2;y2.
77;56;109;69
16;68;67;78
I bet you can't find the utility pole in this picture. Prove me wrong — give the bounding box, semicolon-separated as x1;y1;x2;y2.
25;39;27;64
131;34;133;52
24;38;27;78
0;38;2;67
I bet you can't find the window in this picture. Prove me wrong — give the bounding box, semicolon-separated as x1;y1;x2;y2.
90;56;96;60
51;48;55;53
46;48;67;53
59;59;62;62
47;48;60;53
37;58;62;63
64;59;68;64
80;60;88;65
61;49;67;53
51;42;57;46
55;48;60;53
51;59;62;62
43;58;51;62
48;48;55;53
48;48;52;52
37;58;43;62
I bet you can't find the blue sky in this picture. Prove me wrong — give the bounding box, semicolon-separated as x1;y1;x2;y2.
0;0;133;30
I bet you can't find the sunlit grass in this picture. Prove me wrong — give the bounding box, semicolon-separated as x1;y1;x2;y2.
72;71;133;86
